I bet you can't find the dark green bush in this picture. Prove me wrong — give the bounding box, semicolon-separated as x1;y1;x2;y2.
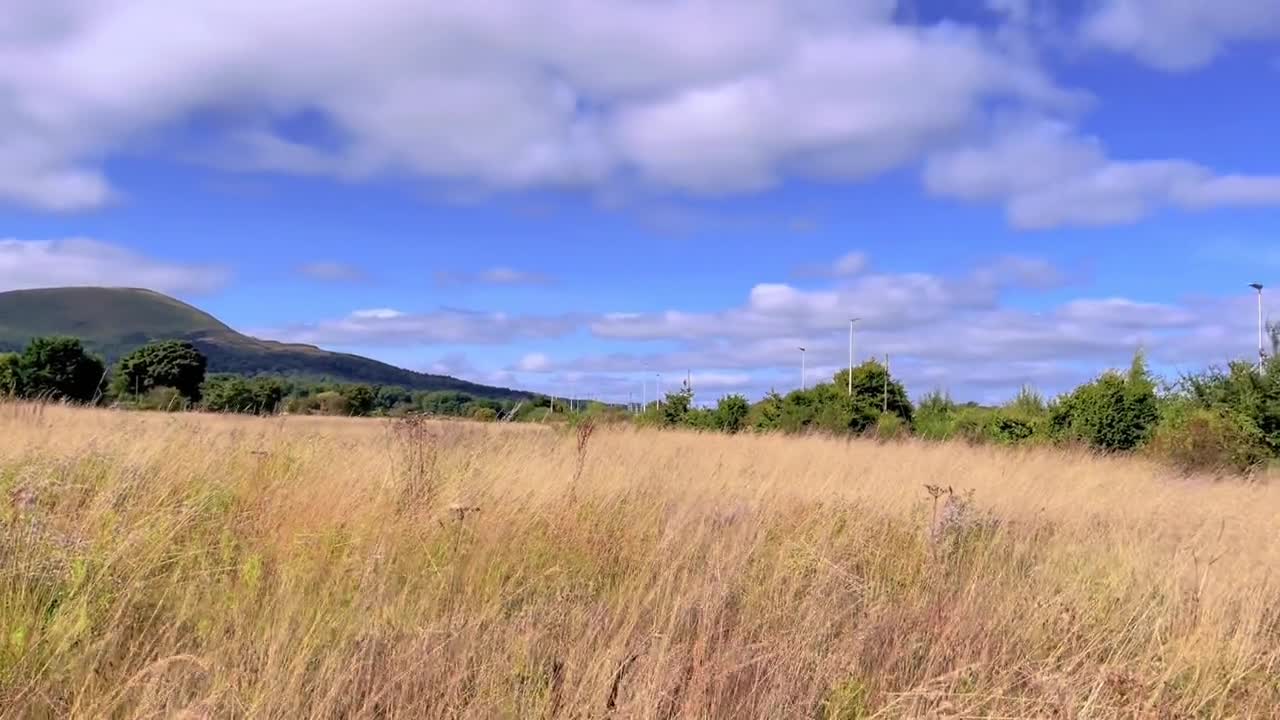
714;394;750;433
0;353;21;397
1050;354;1158;452
202;375;286;414
14;337;106;403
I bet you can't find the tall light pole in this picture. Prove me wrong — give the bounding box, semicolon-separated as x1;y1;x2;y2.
656;372;662;408
848;318;860;396
799;346;807;391
1251;283;1265;371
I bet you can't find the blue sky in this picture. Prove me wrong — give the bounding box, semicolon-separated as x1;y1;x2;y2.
2;0;1280;404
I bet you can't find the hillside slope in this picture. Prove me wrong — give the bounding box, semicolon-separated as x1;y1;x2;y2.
0;287;527;399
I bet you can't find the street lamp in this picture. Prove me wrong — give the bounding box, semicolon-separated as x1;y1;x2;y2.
848;318;860;396
799;346;807;391
1251;283;1265;371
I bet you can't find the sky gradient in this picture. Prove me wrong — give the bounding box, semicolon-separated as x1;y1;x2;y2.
2;0;1279;404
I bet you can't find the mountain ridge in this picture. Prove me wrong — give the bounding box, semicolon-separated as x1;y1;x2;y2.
0;286;527;399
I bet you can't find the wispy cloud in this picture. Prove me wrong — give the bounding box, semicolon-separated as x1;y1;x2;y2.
433;267;554;288
0;238;229;294
255;307;581;347
296;261;370;283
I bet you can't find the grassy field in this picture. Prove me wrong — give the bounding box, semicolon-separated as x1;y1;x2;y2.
2;404;1279;718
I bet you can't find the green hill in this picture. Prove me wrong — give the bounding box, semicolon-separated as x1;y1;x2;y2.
0;287;528;399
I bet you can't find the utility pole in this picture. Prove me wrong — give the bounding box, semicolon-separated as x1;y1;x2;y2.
656;372;662;408
882;353;889;413
1251;283;1265;371
848;318;859;396
799;347;807;391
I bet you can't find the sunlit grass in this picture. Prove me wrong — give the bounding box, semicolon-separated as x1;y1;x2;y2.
1;403;1278;718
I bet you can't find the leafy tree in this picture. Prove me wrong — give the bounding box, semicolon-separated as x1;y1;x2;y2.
0;353;22;397
832;360;913;427
714;394;750;433
202;375;285;415
339;384;377;416
662;386;693;426
113;340;207;402
18;337;106;403
417;390;476;416
375;385;413;413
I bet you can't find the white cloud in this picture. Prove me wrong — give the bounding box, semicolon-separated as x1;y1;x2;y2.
350;308;404;320
552;254;1277;400
516;352;553;372
297;261;369;283
0;237;229;294
258;307;579;347
1082;0;1280;70
0;0;1076;210
592;256;1063;341
433;267;554;288
924;118;1280;228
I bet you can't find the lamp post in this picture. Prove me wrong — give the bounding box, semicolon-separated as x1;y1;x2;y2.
1251;283;1265;371
848;318;860;396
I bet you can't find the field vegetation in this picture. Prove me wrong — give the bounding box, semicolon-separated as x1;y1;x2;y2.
2;404;1279;718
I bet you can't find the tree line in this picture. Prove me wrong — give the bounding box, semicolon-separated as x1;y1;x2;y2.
0;337;536;420
5;334;1280;474
626;352;1280;475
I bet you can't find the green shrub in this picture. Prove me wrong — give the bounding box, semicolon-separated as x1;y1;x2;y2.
1179;359;1280;455
873;413;905;441
1050;353;1158;452
983;411;1036;444
470;406;498;422
202;376;285;415
135;386;187;412
0;353;21;397
913;390;956;440
748;390;785;431
1148;406;1268;475
714;394;750;433
313;391;350;416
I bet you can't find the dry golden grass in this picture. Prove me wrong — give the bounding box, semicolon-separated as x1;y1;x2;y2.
2;403;1279;718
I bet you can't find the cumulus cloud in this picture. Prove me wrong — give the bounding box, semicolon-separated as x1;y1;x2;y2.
551;254;1274;400
592;255;1064;341
924;119;1280;228
0;0;1078;211
257;307;580;347
0;237;229;294
433;267;554;288
1082;0;1280;70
